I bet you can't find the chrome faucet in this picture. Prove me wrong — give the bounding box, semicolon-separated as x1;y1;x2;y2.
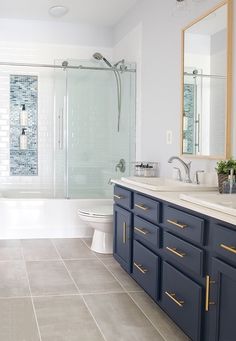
115;159;126;173
168;156;192;183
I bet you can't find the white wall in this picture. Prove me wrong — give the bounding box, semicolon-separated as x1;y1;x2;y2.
113;0;236;178
0;18;112;47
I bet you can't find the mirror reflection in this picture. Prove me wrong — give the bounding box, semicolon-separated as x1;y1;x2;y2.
182;3;230;158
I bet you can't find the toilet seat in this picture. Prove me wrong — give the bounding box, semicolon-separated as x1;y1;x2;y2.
78;205;113;218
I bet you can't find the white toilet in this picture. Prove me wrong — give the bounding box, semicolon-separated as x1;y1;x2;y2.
78;204;113;254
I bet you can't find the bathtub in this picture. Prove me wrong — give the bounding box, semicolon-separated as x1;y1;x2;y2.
0;195;112;239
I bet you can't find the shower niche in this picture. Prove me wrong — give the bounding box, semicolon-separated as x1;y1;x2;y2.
9;74;38;176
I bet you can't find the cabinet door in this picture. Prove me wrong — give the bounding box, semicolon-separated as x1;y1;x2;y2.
209;258;236;341
113;205;132;273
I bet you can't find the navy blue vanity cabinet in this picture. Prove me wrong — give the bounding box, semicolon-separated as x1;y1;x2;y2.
163;205;205;245
163;231;204;276
113;184;236;341
132;240;159;300
161;261;202;341
208;257;236;341
113;204;132;272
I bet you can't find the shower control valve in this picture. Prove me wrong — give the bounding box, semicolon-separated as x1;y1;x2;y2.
115;159;126;173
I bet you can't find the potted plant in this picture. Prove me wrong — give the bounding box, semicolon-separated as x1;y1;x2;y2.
215;159;236;193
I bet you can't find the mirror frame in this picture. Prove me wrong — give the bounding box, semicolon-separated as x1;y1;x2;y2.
180;0;232;160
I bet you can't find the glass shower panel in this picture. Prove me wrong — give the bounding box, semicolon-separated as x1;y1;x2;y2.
111;65;136;180
66;62;136;199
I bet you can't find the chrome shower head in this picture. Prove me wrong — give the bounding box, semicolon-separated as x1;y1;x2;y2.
93;52;103;61
93;52;112;68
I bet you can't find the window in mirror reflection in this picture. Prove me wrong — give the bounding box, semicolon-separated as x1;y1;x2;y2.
183;4;227;157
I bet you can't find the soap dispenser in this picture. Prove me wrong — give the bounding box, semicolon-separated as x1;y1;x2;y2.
20;104;28;126
20;128;27;150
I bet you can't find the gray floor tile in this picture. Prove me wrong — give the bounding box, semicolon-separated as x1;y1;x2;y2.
0;298;40;341
21;239;59;261
0;261;30;297
0;240;22;261
53;238;96;259
101;257;143;292
34;295;104;341
82;238;112;259
65;259;124;294
26;261;78;296
130;292;190;341
84;292;164;341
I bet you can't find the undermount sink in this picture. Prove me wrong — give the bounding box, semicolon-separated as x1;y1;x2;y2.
121;177;217;192
180;193;236;217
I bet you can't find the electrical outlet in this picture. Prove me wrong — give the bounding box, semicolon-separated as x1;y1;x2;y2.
166;130;173;145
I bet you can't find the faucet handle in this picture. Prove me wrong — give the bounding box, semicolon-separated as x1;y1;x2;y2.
194;170;205;185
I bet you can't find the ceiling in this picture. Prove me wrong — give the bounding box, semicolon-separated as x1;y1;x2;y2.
0;0;140;27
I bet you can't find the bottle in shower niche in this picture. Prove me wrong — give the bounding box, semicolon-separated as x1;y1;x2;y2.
20;104;28;126
20;128;27;150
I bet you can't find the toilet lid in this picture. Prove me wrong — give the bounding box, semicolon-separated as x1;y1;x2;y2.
78;205;113;217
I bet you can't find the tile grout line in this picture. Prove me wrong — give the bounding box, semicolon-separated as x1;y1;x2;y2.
81;239;167;341
20;247;43;341
51;239;108;341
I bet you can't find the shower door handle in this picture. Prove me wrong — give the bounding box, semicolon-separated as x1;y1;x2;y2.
58;108;64;150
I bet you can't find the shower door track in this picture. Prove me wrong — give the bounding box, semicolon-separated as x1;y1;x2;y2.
0;61;136;73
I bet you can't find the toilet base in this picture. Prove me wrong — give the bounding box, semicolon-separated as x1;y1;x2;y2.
91;229;113;254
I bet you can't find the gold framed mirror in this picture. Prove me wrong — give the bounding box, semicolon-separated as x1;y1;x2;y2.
181;0;232;159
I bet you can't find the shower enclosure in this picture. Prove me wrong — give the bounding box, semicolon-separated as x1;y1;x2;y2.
0;58;136;199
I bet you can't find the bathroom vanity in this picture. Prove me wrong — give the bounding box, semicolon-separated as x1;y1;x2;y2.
112;180;236;341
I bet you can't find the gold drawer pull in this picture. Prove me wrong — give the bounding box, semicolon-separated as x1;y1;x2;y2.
133;262;148;274
165;291;184;307
135;203;149;211
167;219;187;229
166;247;186;258
220;244;236;254
205;275;215;312
114;194;123;199
134;227;149;235
123;222;126;244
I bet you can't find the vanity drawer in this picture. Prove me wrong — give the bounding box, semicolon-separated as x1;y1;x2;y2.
134;216;160;251
163;232;203;276
162;262;202;341
163;205;205;245
212;223;236;264
132;240;159;300
114;186;132;209
134;193;160;224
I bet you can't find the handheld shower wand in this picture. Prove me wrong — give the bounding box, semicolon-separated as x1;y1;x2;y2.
93;52;122;132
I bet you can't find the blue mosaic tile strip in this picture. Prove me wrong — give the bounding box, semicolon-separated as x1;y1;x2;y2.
10;75;38;176
10;150;38;176
184;83;195;154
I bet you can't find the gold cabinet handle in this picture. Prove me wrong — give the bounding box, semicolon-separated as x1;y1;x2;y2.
220;244;236;254
165;291;184;307
205;275;215;312
135;203;149;211
166;246;186;258
123;222;126;244
167;219;187;229
134;227;149;235
114;194;123;199
133;262;148;274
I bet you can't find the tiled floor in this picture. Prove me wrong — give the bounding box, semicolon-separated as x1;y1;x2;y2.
0;238;189;341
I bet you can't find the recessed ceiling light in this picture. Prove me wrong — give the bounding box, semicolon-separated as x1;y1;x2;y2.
49;5;69;18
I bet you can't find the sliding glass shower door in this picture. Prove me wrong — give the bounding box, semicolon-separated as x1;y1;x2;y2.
54;61;136;199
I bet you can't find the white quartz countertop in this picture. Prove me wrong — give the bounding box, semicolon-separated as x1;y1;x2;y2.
112;179;236;227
